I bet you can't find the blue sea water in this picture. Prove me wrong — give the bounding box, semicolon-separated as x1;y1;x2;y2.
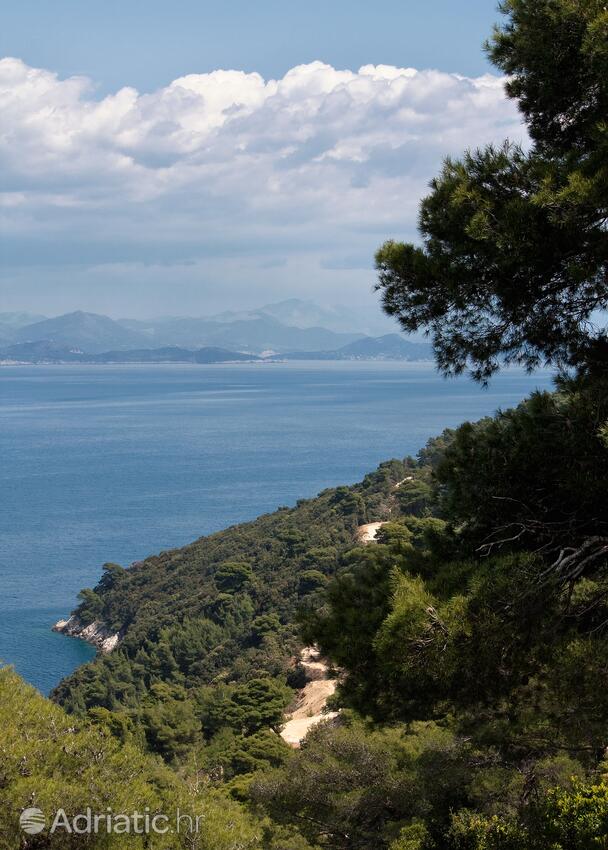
0;361;554;694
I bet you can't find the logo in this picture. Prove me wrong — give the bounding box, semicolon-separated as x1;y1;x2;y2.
20;807;46;835
18;805;203;836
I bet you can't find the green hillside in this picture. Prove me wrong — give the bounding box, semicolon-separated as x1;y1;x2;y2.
52;454;424;774
0;666;265;849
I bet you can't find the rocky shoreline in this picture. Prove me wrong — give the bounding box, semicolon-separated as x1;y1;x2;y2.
52;615;121;653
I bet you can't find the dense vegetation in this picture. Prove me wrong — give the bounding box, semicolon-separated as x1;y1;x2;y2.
0;666;265;849
286;378;608;847
52;456;418;777
3;0;608;847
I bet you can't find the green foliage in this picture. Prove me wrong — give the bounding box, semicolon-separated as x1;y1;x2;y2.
435;378;608;552
389;821;431;850
252;719;470;850
488;0;608;154
449;780;608;849
0;666;264;849
251;614;282;643
396;478;433;516
216;561;254;592
297;569;327;595
202;727;291;786
297;378;608;845
375;0;608;380
76;588;103;624
198;677;292;737
141;683;202;761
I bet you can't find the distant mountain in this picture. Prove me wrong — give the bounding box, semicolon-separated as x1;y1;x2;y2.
257;298;340;328
90;346;260;364
0;313;48;346
335;334;432;360
198;299;396;336
117;316;218;343
255;299;396;336
14;311;147;353
0;340;87;363
0;326;14;347
202;317;363;353
7;302;407;357
0;334;431;365
145;300;355;331
115;313;362;353
0;341;260;364
280;334;432;361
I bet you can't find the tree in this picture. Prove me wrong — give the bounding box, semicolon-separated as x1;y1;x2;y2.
449;780;608;850
252;719;470;850
489;0;608;154
141;683;201;761
297;569;327;596
198;677;291;738
215;561;253;592
76;587;103;623
435;380;608;554
375;0;608;381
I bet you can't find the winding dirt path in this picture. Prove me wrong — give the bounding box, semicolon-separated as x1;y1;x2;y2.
280;646;339;748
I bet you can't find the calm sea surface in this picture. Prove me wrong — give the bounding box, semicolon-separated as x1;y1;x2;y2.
0;362;554;694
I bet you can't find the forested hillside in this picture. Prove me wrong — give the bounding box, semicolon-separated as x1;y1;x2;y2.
52;454;424;778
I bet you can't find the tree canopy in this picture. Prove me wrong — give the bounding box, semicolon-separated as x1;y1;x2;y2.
375;0;608;380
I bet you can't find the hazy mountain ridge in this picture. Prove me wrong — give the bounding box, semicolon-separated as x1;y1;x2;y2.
0;312;49;347
0;301;425;361
13;311;149;353
281;334;432;361
8;307;363;354
0;334;431;364
120;299;396;337
0;341;261;364
0;311;47;329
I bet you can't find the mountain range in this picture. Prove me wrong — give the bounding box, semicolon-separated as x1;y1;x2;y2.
0;334;431;364
119;298;397;337
0;300;430;362
282;334;432;361
0;340;262;365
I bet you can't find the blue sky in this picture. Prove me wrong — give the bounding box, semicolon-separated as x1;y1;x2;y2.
2;1;499;93
0;1;524;319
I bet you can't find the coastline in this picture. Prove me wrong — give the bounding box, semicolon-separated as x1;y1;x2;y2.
52;616;121;654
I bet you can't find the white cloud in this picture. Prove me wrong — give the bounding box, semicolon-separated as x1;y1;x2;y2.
0;57;525;310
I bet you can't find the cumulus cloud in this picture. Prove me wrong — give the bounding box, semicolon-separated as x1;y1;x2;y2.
0;57;525;310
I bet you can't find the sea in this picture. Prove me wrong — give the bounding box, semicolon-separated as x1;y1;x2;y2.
0;361;554;694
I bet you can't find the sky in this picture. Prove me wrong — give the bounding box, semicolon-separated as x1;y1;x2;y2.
0;1;526;319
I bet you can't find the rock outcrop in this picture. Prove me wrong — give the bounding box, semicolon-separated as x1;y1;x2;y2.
52;616;121;653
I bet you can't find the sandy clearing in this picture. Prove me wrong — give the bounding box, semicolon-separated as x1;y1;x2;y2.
356;521;387;543
393;476;414;489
